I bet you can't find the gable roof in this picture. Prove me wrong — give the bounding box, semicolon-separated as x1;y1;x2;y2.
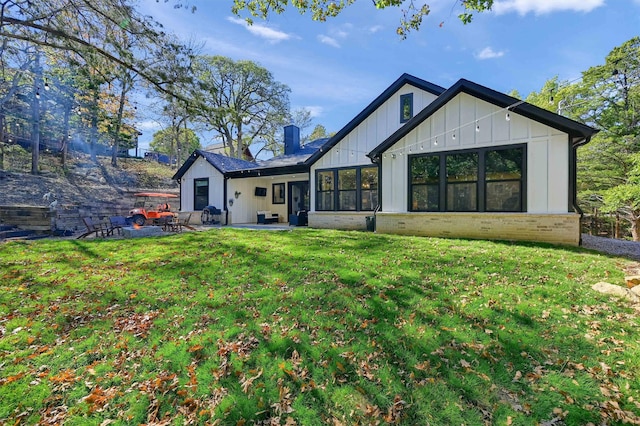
225;138;330;178
173;138;332;180
368;78;598;160
306;73;446;166
172;149;259;180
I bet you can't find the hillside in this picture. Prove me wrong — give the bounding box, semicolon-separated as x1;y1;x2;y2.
0;147;178;208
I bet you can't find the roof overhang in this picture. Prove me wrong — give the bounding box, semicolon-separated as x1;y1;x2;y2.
225;163;309;179
306;73;446;167
368;78;599;160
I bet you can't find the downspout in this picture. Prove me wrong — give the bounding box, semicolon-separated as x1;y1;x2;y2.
223;176;229;226
177;178;182;211
571;136;592;245
371;155;382;231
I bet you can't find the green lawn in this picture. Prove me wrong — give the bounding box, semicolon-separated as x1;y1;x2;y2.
1;228;639;425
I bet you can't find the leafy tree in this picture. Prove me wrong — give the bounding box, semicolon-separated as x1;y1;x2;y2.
150;127;200;163
0;39;35;169
290;108;313;144
0;0;193;99
231;0;494;38
308;124;333;141
535;38;640;240
193;55;290;160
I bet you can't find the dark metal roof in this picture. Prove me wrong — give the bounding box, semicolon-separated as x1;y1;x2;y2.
306;73;446;166
172;149;259;180
368;78;598;160
173;139;332;180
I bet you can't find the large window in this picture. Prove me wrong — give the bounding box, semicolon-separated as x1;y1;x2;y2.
361;167;379;211
317;170;334;211
194;178;209;211
410;156;440;211
446;152;478;211
485;148;523;211
338;169;357;210
408;145;525;212
316;166;379;211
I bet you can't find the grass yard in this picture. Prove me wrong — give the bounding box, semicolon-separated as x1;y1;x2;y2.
0;228;639;425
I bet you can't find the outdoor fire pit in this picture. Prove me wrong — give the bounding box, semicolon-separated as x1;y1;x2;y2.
121;226;165;238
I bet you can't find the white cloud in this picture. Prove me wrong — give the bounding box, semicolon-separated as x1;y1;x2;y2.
369;25;383;33
318;34;341;48
226;17;293;43
475;47;505;60
317;24;353;48
493;0;606;15
136;120;162;132
303;106;324;118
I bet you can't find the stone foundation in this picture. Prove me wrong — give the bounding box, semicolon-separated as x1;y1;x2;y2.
374;212;581;246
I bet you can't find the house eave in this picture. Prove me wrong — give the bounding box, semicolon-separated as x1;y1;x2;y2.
307;73;446;167
368;78;599;159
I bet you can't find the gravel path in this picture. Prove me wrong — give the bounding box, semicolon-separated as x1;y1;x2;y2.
581;234;640;261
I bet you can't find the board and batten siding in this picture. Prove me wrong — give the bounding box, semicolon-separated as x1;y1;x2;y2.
179;157;224;213
380;93;571;214
225;174;299;224
310;84;439;212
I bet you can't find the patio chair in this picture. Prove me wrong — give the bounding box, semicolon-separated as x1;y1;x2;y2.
77;217;112;239
165;213;195;233
109;216;129;236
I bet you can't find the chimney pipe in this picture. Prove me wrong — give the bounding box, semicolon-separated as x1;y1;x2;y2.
284;125;300;155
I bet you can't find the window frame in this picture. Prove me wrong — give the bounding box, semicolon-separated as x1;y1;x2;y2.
272;182;285;204
315;165;379;212
400;93;413;123
337;168;357;211
316;170;335;211
408;144;526;213
193;177;209;211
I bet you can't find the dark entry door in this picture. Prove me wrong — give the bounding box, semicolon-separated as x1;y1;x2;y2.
288;181;309;215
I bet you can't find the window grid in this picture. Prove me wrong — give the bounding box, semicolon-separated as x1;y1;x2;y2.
408;145;525;213
316;166;379;212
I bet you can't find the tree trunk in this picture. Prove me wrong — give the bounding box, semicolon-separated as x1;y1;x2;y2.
89;89;99;162
61;104;70;168
632;217;640;242
236;125;243;159
0;113;5;170
111;85;128;168
31;52;42;175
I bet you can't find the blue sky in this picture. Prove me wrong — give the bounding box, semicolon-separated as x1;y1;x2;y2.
136;0;640;149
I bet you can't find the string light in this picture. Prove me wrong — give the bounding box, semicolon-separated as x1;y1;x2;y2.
306;99;525;160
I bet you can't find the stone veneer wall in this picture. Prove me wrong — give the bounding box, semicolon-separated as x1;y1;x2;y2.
374;212;581;246
309;212;371;231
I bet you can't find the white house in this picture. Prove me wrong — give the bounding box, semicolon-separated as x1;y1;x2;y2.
173;73;597;245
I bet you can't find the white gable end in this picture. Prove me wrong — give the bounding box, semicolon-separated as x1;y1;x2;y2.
313;83;439;169
381;92;571;214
